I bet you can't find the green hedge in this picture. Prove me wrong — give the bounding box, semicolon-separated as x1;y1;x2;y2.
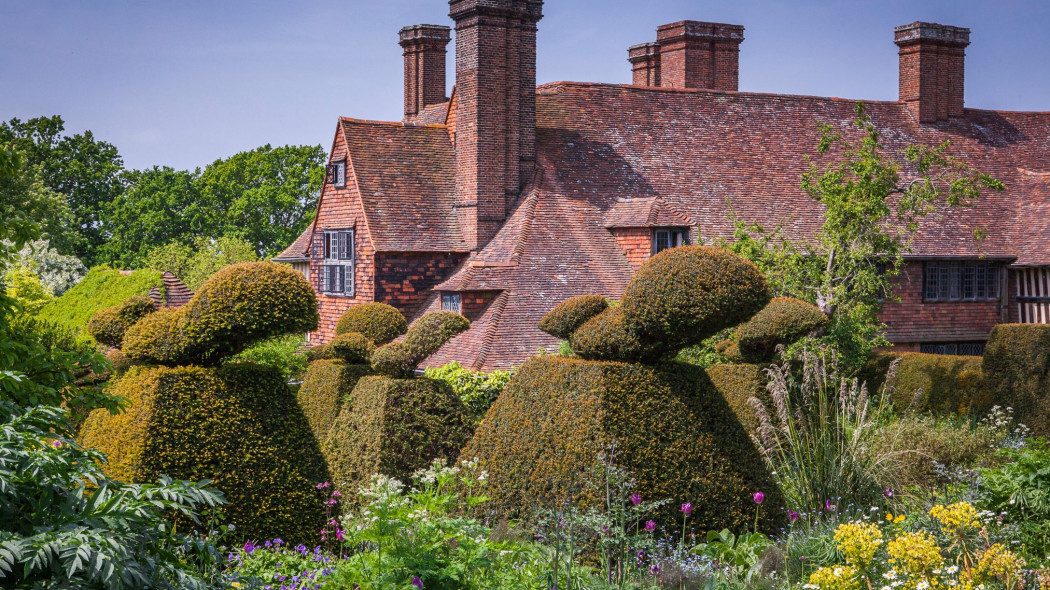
79;363;328;542
569;306;646;362
984;324;1050;435
321;376;472;494
38;266;162;335
85;295;157;348
461;356;784;532
335;302;408;345
371;311;469;377
296;359;373;442
735;297;828;363
862;352;988;416
539;295;608;340
707;363;767;434
330;332;375;364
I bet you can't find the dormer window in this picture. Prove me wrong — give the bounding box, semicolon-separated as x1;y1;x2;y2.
652;228;688;254
326;160;347;189
441;293;461;314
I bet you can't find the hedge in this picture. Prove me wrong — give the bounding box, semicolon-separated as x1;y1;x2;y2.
38;266;162;335
321;376;472;494
735;297;828;363
330;332;375;364
371;311;470;377
983;324;1050;435
85;295;157;348
862;352;988;416
707;363;767;434
461;356;784;532
335;302;408;345
296;359;373;442
539;295;608;340
122;307;190;366
621;246;770;358
79;363;328;542
569;306;646;362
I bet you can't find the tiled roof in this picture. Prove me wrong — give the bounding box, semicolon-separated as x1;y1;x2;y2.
273;224;313;261
340;118;467;253
147;271;194;309
412;101;451;126
603;197;694;228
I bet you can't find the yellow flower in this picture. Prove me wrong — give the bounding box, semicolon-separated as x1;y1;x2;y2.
929;503;981;536
808;565;862;590
887;531;943;576
974;544;1025;587
834;522;884;568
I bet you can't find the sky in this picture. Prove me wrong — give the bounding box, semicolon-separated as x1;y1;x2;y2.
2;0;1048;171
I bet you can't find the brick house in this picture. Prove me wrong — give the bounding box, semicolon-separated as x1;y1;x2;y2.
275;0;1050;370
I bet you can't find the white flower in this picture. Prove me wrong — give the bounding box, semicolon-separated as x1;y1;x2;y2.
834;568;844;577
947;566;958;574
948;581;958;587
917;581;929;590
883;571;897;580
881;586;892;590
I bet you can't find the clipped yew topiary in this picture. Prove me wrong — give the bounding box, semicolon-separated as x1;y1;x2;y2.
983;324;1050;435
297;359;373;442
861;352;988;416
463;356;784;532
322;375;472;493
371;311;470;377
330;332;375;364
122;307;190;366
621;246;771;357
539;295;609;340
735;297;828;363
715;339;745;363
335;302;408;345
707;363;768;434
569;306;646;362
85;295;157;348
79;363;328;542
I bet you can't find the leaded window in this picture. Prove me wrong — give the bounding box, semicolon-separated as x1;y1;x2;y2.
652;228;688;254
321;230;354;295
923;261;1000;302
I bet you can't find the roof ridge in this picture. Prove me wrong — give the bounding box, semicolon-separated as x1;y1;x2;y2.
472;290;510;370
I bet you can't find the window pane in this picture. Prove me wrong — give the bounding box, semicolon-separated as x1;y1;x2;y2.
654;231;670;253
441;293;461;313
925;263;937;300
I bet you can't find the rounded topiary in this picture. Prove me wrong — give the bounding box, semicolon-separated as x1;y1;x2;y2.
370;311;470;377
86;295;157;348
735;297;829;363
539;295;609;340
370;342;418;378
330;332;375;364
335;302;408;345
122;307;190;366
569;306;646;362
106;348;132;376
621;246;770;357
297;359;373;442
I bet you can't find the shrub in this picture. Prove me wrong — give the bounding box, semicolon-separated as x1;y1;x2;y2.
321;376;472;494
37;266;162;335
864;352;988;415
715;339;744;363
423;361;512;422
334;302;407;345
229;333;309;381
621;246;770;357
983;324;1050;435
306;342;336;362
371;311;470;377
568;306;648;362
122;307;190;366
538;295;609;340
707;363;767;433
370;342;417;378
462;356;783;532
330;332;375;364
106;348;131;376
296;359;373;442
78;363;328;542
735;297;828;362
85;295;156;348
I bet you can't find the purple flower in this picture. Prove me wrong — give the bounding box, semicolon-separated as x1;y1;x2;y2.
274;538;283;546
244;542;256;554
884;487;894;498
825;499;837;511
630;493;642;506
645;520;656;532
650;564;660;577
753;492;765;505
51;440;62;449
681;502;693;517
331;490;341;498
411;576;424;589
788;509;800;522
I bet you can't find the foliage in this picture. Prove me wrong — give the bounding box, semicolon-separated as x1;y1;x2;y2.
978;439;1050;559
675;329;733;369
10;238;86;295
722;104;1004;369
371;311;470;377
86;295;157;348
621;245;771;358
735;297;829;363
863;352;988;416
122;307;191;366
329;331;375;364
37;266;162;335
229;333;310;382
295;359;373;442
983;324;1050;436
570;306;648;362
321;376;472;494
706;362;767;433
3;264;53;314
462;355;783;532
335;302;408;344
691;529;774;587
78;363;328;542
144;236;258;291
751;348;897;515
423;361;512;422
539;294;609;340
0;403;228;590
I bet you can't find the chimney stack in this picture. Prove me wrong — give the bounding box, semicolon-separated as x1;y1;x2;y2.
449;0;543;251
628;42;661;86
654;21;743;91
894;22;970;123
399;24;451;119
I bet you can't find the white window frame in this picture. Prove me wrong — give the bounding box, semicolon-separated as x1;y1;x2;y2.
652;228;688;255
321;229;354;296
326;160;347;189
441;292;461;314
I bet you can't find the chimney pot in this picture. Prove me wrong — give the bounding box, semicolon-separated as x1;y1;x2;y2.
628;42;661;87
399;24;451;119
894;21;970;123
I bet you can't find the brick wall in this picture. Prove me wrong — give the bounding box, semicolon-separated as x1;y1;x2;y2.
375;252;468;320
460;290;500;321
400;24;450;119
894;22;969;123
654;21;743;91
610;228;651;267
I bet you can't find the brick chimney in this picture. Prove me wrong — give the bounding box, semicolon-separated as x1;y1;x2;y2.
654;21;743;91
894;22;970;123
399;24;451;119
628;42;661;86
449;0;543;251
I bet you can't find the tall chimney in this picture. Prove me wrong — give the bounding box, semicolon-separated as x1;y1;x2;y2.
628;42;661;87
894;22;970;123
449;0;543;251
655;21;743;91
399;24;451;119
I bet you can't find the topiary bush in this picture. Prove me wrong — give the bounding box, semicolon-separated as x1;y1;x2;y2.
371;311;470;377
735;297;829;363
715;339;744;363
296;359;373;442
37;266;163;335
538;295;608;340
462;356;784;532
707;363;767;434
335;302;408;345
85;295;157;348
330;332;375;364
122;307;190;366
983;324;1050;435
862;352;988;416
78;363;328;542
620;246;771;358
568;306;646;362
322;375;472;494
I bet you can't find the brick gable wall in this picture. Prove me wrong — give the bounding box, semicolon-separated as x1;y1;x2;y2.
610;228;651;268
375;253;468;320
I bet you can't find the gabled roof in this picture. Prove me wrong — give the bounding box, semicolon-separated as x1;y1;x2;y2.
339;118;466;253
147;271;194;309
274;224;313;262
603;197;694;228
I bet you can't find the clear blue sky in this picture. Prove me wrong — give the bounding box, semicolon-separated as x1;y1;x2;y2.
2;0;1048;171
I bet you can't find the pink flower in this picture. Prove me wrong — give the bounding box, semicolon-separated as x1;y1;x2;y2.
681;503;693;517
645;520;656;532
630;494;642;506
51;440;62;449
650;564;660;577
753;492;764;504
788;509;800;522
825;499;836;511
884;487;894;498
